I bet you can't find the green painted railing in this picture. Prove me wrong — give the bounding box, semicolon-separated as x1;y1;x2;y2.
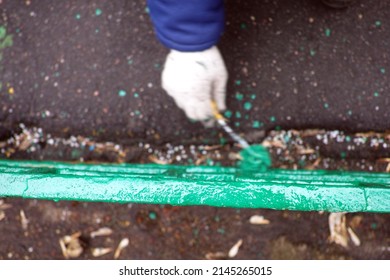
0;159;389;213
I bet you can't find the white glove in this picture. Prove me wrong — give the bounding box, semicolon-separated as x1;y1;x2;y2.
162;46;228;122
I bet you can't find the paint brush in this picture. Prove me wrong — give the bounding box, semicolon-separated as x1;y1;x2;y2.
210;101;250;149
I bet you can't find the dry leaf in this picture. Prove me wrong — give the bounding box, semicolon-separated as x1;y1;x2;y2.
90;227;113;238
249;215;270;225
347;227;361;246
114;238;129;259
148;155;171;165
92;247;113;257
20;210;29;231
228;239;243;258
328;213;348;248
205;252;227;260
59;232;83;259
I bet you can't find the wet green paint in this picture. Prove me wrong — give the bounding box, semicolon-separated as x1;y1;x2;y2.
1;159;389;212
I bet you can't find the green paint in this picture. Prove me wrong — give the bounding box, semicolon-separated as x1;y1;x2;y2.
224;110;232;118
128;59;133;65
235;92;244;101
95;9;102;16
324;103;329;109
0;159;389;212
217;228;225;234
148;211;157;220
270;116;276;122
310;49;316;56
347;110;352;116
75;13;81;20
325;28;331;37
345;136;351;142
239;144;272;172
118;90;127;97
252;121;262;128
341;152;347;159
135;110;141;116
251;94;256;100
134;92;139;98
219;137;227;145
374;92;379;97
380;68;385;74
235;80;242;86
375;21;382;27
244;102;252;111
234;122;240;127
235;111;242;118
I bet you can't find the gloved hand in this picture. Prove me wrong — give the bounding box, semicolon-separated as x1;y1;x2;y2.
162;46;228;123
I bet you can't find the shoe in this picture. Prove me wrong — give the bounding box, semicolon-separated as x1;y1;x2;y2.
321;0;356;8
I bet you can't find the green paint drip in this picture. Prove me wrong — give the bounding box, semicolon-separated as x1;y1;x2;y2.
95;9;102;16
224;110;232;118
149;211;157;220
244;102;252;111
235;92;244;101
118;90;127;97
252;121;262;128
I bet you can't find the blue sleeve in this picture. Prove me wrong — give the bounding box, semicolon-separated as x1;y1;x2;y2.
147;0;225;52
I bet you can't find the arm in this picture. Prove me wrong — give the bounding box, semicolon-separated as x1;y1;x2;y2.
147;0;225;51
147;0;228;123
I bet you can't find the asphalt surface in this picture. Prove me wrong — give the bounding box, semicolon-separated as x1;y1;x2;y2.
0;0;389;146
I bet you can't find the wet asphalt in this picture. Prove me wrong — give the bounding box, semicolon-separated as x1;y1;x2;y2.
0;0;389;146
